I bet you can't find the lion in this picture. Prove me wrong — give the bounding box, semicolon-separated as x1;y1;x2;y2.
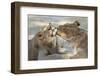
28;23;58;60
56;21;88;59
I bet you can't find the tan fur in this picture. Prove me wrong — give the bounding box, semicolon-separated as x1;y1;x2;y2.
57;21;88;58
28;25;58;60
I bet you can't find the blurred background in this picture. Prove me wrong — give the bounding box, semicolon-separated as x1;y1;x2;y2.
28;15;88;40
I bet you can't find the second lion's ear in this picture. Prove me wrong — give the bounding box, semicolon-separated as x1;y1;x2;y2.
74;21;80;26
41;25;47;31
47;25;51;30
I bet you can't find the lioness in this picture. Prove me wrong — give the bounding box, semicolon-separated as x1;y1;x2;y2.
28;23;58;60
57;21;88;59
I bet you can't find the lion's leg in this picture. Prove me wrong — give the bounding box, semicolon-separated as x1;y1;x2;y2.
28;47;39;60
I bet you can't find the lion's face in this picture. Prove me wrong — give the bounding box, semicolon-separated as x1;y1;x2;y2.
36;24;57;48
57;21;80;40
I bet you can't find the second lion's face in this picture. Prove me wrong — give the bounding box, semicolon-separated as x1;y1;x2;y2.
57;21;80;40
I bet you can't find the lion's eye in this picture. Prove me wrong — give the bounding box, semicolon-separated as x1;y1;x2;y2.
38;34;42;37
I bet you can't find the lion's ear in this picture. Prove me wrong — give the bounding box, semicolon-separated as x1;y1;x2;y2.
47;25;52;30
74;21;80;26
41;25;47;31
